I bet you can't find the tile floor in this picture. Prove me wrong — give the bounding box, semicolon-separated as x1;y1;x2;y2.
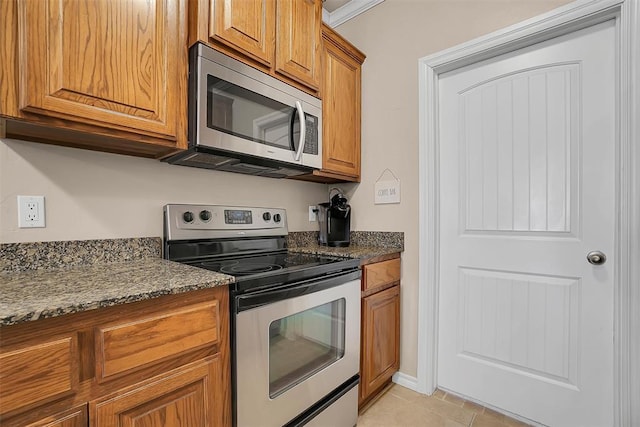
357;384;531;427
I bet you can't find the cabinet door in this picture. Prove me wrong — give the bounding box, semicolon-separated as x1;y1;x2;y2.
210;0;274;67
17;0;187;140
275;0;321;90
361;285;400;402
92;357;226;427
321;30;363;179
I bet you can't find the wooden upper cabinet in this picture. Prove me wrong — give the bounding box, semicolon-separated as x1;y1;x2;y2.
293;24;365;183
321;25;364;180
210;0;274;67
275;0;321;90
196;0;321;94
295;24;365;183
7;0;188;158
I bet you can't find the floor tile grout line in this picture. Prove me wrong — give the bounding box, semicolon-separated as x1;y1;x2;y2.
358;384;530;427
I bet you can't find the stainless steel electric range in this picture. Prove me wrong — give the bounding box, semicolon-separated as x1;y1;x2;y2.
164;204;361;427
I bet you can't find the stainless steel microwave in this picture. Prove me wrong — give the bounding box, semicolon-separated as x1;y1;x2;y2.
165;43;322;178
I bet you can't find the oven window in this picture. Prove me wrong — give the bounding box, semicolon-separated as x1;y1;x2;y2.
206;75;319;154
268;298;346;398
207;75;294;150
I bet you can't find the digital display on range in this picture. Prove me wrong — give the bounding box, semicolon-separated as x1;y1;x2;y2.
224;209;252;224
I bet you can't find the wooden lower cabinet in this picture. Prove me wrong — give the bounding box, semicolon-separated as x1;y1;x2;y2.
25;406;87;427
91;357;221;426
0;335;78;416
359;256;401;407
0;287;230;427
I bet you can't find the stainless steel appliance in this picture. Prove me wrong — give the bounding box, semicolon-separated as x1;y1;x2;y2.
165;43;322;178
164;204;360;427
317;190;351;247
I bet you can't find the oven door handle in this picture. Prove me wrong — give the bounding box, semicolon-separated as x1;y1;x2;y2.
235;269;361;312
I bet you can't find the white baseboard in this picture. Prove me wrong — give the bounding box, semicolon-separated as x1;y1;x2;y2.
392;372;419;392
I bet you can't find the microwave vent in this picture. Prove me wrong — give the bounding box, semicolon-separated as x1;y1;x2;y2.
164;147;312;178
179;152;238;168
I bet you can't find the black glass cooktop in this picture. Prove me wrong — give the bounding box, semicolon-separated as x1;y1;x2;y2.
189;251;360;294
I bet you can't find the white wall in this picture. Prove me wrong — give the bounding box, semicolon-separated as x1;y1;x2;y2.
335;0;573;379
0;139;327;243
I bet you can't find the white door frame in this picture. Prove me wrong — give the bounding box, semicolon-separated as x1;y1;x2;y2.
417;0;640;425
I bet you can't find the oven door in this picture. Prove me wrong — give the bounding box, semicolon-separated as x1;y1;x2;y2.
235;272;360;427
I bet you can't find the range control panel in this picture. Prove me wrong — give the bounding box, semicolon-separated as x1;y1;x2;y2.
224;209;253;225
164;204;287;241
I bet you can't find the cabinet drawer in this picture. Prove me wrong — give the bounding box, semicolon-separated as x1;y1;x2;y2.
0;336;77;415
96;301;219;381
24;405;87;427
362;258;401;292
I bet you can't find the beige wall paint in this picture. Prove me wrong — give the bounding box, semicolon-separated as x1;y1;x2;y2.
0;0;575;382
335;0;573;379
0;139;327;243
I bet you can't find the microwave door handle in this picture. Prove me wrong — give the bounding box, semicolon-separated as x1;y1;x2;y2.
294;101;306;161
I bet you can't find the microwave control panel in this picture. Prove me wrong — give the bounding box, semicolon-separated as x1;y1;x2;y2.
302;116;318;155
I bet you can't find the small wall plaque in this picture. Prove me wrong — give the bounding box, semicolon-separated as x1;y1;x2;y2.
374;169;401;204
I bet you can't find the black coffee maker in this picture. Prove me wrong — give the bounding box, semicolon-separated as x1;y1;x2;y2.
317;190;351;247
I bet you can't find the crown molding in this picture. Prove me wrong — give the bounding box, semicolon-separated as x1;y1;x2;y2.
322;0;384;27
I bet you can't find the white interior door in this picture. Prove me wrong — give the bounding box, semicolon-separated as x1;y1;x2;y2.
437;19;615;427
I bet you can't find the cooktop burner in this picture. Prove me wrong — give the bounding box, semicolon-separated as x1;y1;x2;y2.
208;261;284;276
195;252;344;278
185;251;359;294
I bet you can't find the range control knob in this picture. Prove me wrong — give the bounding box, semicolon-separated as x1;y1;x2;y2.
183;211;194;223
262;212;272;221
199;210;212;221
273;213;281;223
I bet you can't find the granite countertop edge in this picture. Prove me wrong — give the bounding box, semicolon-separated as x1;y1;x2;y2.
289;245;403;260
0;259;235;327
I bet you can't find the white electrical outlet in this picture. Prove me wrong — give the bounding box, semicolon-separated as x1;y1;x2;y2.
18;195;46;228
308;205;317;222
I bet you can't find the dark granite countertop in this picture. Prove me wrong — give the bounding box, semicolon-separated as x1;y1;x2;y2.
0;258;233;327
0;238;235;327
287;231;404;261
290;244;402;260
0;233;402;327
